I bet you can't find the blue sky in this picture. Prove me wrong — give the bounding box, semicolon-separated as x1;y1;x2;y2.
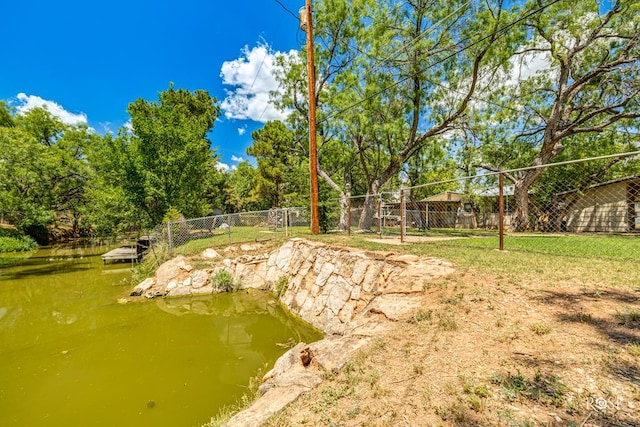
1;0;304;171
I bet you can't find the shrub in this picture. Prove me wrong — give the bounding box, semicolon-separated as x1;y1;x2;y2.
212;270;235;292
0;229;38;252
275;276;288;297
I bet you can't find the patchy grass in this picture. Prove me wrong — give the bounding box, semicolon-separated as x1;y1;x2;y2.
491;370;568;407
529;322;552;335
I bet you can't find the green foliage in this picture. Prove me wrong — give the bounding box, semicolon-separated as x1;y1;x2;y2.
247;121;305;208
212;270;235;292
275;275;289;297
124;84;221;226
0;228;38;252
224;161;263;212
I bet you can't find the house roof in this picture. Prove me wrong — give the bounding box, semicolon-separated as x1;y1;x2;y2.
422;191;464;203
556;175;640;196
476;185;516;197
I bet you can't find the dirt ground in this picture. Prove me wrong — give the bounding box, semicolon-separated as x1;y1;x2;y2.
263;266;640;426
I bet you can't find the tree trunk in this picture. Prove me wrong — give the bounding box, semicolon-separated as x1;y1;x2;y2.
338;193;349;231
358;181;380;231
511;168;544;232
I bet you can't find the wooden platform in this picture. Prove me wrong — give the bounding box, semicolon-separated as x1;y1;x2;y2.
102;246;139;264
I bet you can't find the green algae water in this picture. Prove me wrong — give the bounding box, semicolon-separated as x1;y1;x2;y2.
0;242;322;426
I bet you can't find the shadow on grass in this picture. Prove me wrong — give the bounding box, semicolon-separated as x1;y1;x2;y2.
531;289;640;391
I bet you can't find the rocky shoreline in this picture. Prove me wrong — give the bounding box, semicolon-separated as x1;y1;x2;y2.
130;238;455;426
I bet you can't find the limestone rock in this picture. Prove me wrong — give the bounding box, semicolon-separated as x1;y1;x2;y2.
202;248;220;259
167;286;192;298
368;294;423;321
130;278;155;296
191;270;209;289
155;256;186;287
240;243;261;252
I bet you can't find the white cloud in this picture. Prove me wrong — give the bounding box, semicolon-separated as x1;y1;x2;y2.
505;49;554;87
238;127;246;136
215;162;230;172
220;43;297;123
13;93;88;126
231;155;245;163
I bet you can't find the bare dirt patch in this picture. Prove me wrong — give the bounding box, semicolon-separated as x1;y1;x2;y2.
264;270;640;426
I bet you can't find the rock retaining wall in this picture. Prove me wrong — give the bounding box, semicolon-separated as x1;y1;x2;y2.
131;238;455;426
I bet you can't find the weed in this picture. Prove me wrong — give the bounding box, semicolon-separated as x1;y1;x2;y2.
438;315;458;331
441;292;464;305
321;384;351;406
616;311;640;326
627;342;640;358
467;394;486;412
434;402;468;423
275;275;288;297
212;270;235;292
345;406;360;418
409;309;432;323
529;322;551;335
574;311;593;323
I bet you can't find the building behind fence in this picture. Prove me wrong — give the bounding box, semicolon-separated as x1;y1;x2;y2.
150;152;639;260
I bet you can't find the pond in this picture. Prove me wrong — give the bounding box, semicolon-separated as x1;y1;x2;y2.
0;242;322;426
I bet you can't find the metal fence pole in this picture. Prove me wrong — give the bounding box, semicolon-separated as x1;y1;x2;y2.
347;194;351;237
227;214;231;245
285;208;289;237
167;222;174;256
400;188;405;243
499;172;505;251
377;194;382;238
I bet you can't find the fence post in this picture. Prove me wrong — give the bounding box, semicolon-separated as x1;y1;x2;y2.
400;188;405;243
347;194;351;237
167;222;174;256
227;214;231;245
284;208;289;238
499;172;505;251
377;194;382;238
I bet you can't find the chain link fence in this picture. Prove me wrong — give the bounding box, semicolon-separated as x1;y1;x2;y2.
327;151;640;260
144;152;639;262
150;208;309;255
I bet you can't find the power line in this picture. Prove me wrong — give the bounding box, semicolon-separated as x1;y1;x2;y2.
274;0;299;21
320;0;563;124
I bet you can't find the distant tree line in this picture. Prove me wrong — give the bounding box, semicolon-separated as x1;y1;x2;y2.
1;0;638;244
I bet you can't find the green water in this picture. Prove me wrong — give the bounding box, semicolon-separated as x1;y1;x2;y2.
0;243;322;426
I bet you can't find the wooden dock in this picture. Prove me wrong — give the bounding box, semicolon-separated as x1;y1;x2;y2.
101;246;139;264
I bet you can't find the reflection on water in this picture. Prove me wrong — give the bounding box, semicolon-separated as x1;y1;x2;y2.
0;243;321;426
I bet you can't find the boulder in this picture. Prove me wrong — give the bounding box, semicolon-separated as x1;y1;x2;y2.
202;248;220;259
155;256;186;287
130;278;155;296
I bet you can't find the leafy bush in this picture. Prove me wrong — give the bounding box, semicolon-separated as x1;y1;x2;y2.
212;270;235;292
0;229;38;252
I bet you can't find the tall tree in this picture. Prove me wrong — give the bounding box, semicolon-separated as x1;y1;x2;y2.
275;0;515;230
125;84;221;226
246;120;306;207
475;0;640;231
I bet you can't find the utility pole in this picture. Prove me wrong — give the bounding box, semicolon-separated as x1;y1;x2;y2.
300;0;319;234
